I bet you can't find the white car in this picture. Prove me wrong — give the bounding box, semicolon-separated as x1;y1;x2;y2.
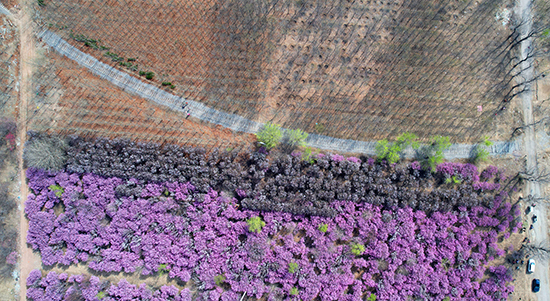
528;259;535;273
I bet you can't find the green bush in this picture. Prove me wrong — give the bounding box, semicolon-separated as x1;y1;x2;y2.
120;62;138;71
105;52;123;62
375;139;390;159
157;263;168;272
119;61;137;71
474;148;490;163
247;216;265;233
256;123;282;149
48;184;64;198
139;71;155;80
472;136;493;164
375;132;419;164
290;287;298;296
440;258;450;271
375;139;401;164
301;147;316;164
367;293;376;301
421;135;451;172
157;263;169;277
396;132;419;149
318;223;328;233
127;57;137;62
286;128;308;148
288;262;299;274
71;34;103;50
37;0;45;7
160;82;176;89
350;242;365;256
445;175;461;185
214;274;226;286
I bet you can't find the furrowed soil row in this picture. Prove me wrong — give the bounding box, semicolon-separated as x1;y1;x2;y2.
28;52;255;149
29;32;523;158
33;0;520;143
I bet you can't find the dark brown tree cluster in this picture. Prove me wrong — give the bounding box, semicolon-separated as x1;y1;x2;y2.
63;137;502;217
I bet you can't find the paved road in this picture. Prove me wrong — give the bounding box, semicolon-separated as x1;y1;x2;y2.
517;0;549;300
38;29;523;159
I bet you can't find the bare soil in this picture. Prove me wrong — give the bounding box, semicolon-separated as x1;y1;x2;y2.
34;0;521;143
0;0;18;11
28;50;255;149
0;11;19;301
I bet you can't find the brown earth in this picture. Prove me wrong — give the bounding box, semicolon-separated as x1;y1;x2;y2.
0;11;19;301
33;0;520;143
0;0;18;11
28;50;255;149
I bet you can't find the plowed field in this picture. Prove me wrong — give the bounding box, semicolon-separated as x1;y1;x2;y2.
34;0;518;143
28;52;255;149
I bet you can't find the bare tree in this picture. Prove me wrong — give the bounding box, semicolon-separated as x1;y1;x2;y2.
511;116;550;138
518;167;550;183
495;6;550;105
23;136;67;171
520;241;550;261
520;194;550;206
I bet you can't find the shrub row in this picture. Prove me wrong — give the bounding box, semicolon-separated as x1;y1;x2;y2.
61;137;507;217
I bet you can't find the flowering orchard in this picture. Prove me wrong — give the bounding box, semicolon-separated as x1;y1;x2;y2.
26;161;519;300
27;270;194;301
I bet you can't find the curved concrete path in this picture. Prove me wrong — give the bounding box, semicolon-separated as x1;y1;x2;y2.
37;30;522;159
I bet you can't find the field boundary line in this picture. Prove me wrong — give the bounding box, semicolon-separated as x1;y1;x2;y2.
37;30;522;159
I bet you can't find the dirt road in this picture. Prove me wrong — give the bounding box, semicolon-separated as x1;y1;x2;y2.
16;0;42;300
517;0;549;300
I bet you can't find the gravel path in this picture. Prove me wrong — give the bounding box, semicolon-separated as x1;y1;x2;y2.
517;0;549;299
37;30;523;159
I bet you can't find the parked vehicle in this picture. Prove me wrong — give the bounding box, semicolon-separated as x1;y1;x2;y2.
532;215;537;223
527;259;535;273
532;279;540;293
